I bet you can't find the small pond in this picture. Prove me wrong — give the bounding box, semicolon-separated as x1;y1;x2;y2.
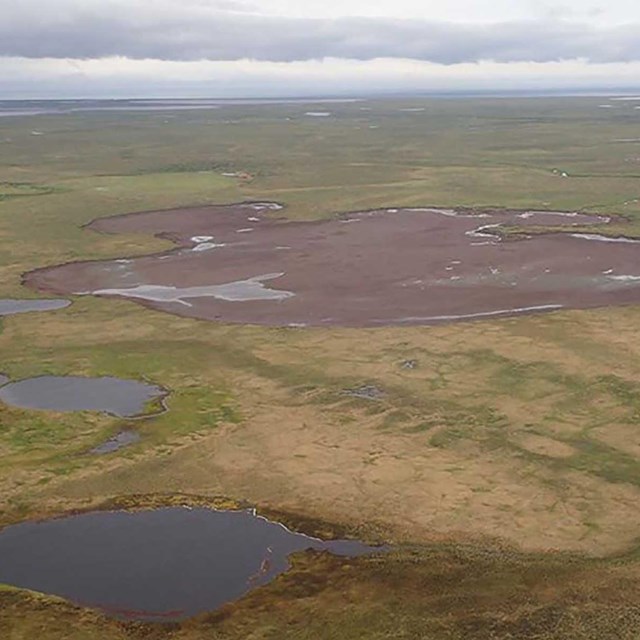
0;376;165;417
91;430;141;454
0;299;70;316
0;507;384;620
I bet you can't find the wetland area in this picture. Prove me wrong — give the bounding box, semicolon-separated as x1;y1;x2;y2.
26;204;640;326
3;97;640;639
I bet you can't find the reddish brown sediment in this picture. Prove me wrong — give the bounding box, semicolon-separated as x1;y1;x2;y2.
24;202;640;326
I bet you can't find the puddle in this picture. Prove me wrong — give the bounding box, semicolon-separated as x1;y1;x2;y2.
387;304;565;324
91;430;141;454
0;299;70;316
570;233;640;244
343;384;385;400
0;376;165;417
247;202;283;211
191;242;226;252
0;374;9;386
85;273;295;307
0;507;385;621
465;224;502;240
189;235;226;252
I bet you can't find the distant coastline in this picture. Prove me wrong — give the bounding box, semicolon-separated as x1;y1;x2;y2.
2;90;640;117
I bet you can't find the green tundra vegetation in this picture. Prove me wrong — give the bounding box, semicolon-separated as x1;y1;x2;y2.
2;97;640;638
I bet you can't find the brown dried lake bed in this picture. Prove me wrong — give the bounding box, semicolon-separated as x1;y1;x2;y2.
24;202;640;326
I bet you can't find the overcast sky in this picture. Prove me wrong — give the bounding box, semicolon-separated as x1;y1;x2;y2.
3;0;640;98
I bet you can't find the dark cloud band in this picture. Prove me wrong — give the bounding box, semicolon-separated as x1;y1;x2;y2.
2;8;640;63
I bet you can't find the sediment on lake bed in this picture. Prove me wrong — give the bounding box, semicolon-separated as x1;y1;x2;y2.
24;203;640;327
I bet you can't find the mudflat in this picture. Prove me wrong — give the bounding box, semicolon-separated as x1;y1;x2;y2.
25;203;640;326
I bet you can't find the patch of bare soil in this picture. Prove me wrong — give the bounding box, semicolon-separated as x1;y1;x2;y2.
516;433;577;458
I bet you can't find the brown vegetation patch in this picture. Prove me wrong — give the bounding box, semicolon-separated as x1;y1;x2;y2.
24;204;640;327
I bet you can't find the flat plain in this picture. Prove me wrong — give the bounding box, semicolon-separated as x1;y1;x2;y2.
2;97;640;638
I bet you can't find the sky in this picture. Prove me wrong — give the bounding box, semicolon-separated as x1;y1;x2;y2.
2;0;640;98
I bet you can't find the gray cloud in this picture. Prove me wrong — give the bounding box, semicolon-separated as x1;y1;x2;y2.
2;3;640;63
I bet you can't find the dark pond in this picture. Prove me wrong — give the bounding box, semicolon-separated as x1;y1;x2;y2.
0;299;70;316
0;376;164;417
0;507;384;621
91;430;141;454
